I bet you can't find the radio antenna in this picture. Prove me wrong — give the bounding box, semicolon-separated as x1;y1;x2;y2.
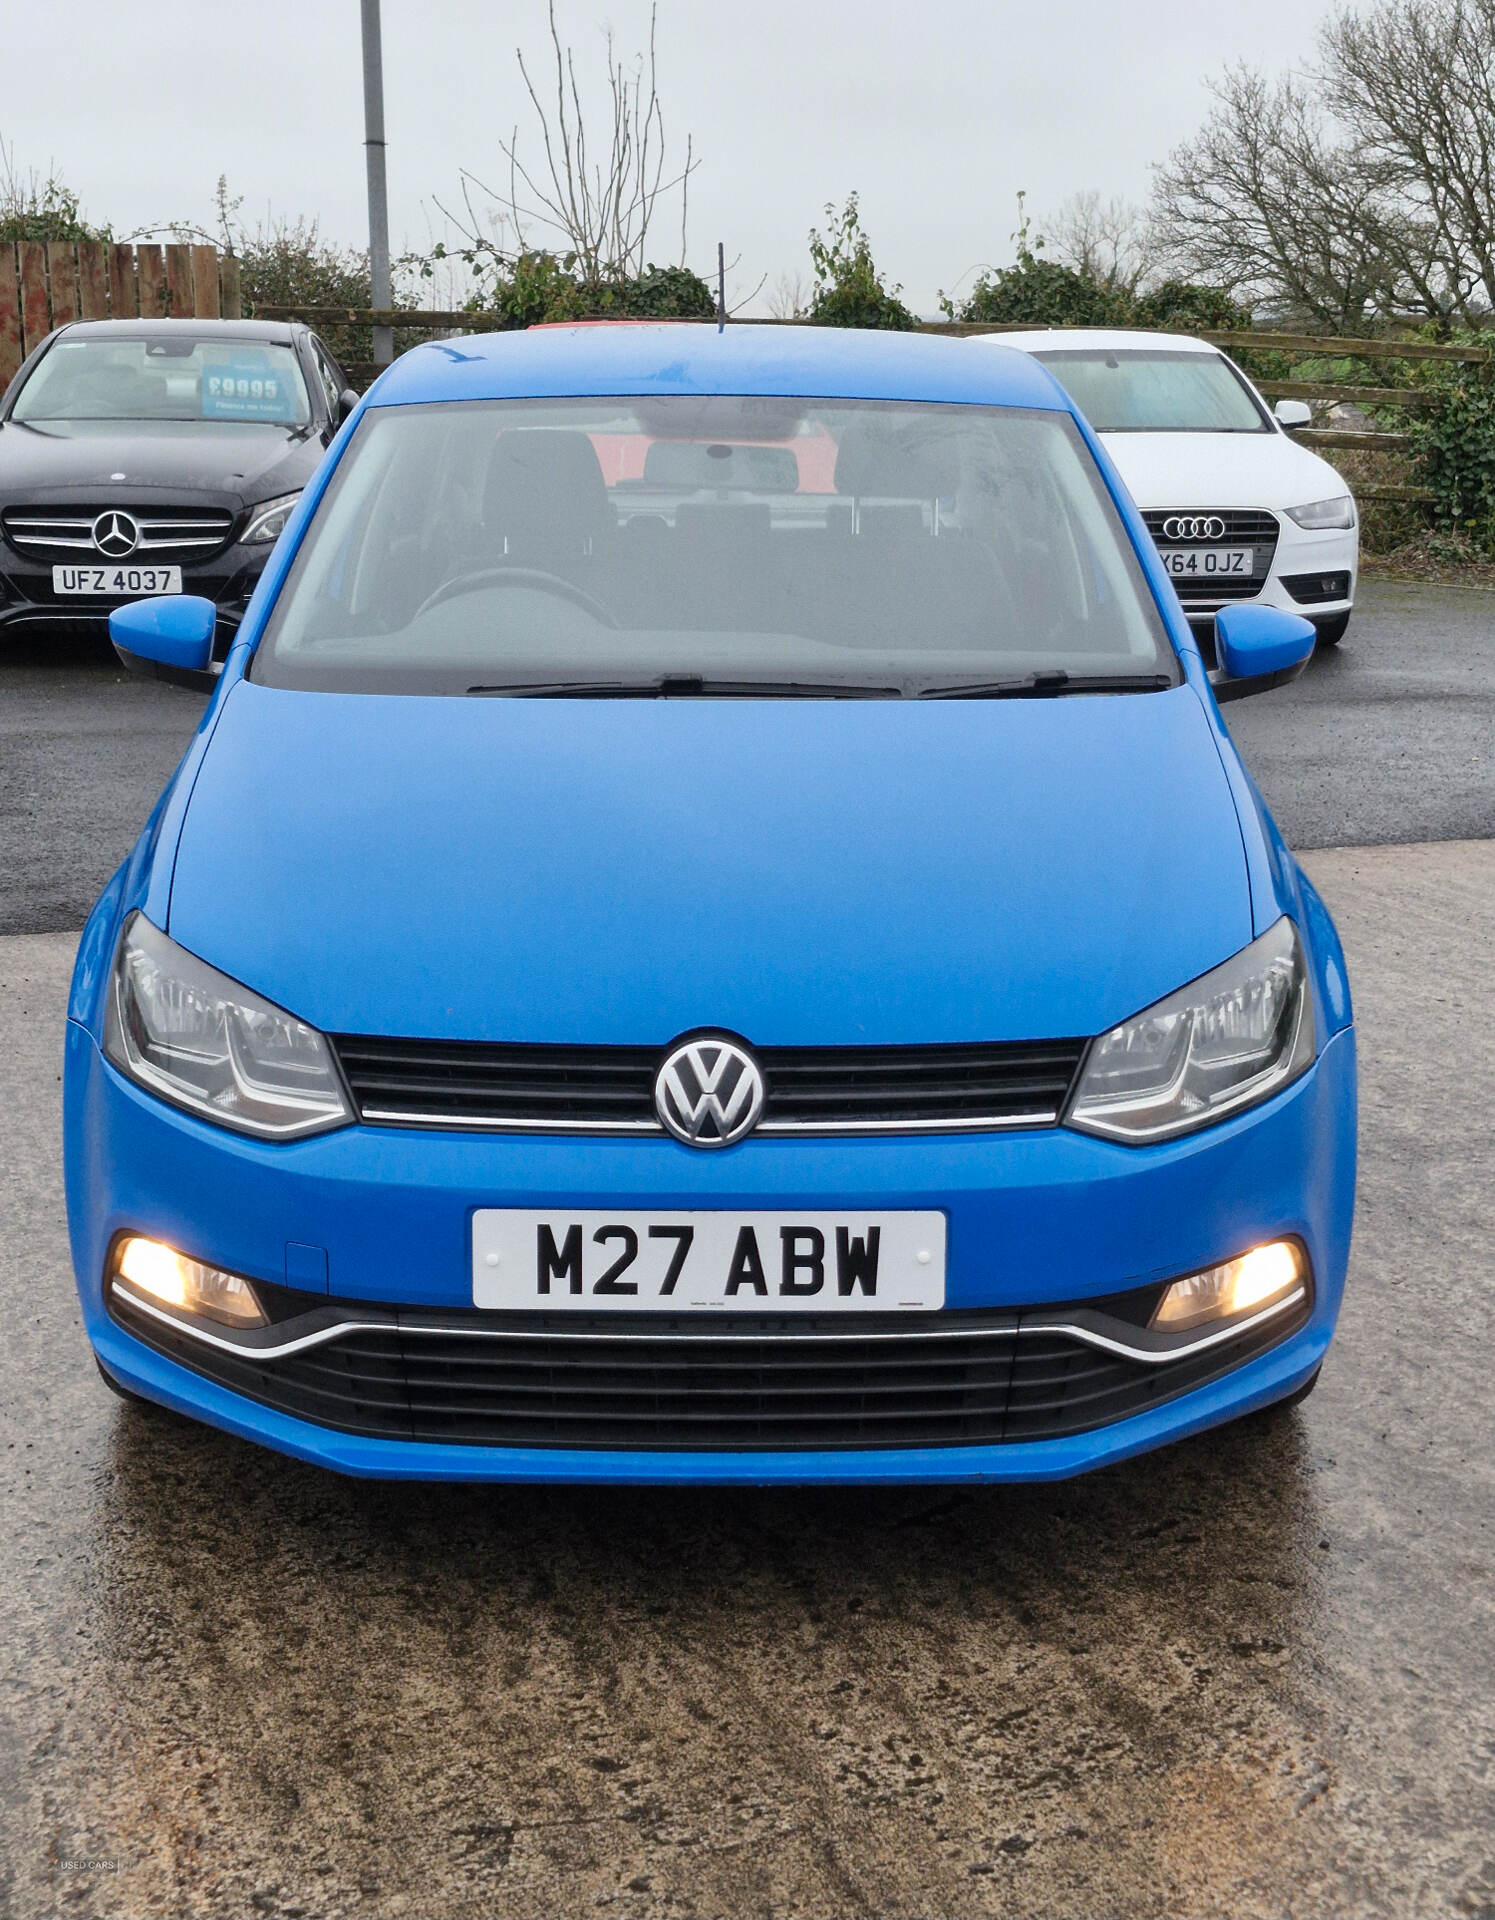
717;242;726;332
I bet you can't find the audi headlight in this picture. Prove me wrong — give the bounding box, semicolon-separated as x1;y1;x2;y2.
103;913;351;1139
1285;495;1355;531
241;490;302;545
1066;918;1316;1144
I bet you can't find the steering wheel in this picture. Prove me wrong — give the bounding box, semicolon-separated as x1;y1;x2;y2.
413;566;618;628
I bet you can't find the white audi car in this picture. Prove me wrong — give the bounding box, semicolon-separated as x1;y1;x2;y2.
984;329;1357;647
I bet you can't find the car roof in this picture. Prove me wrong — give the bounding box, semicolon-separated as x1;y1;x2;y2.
971;327;1220;355
58;317;301;345
364;321;1070;411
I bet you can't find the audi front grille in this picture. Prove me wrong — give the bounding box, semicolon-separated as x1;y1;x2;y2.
331;1035;1088;1135
1142;507;1280;606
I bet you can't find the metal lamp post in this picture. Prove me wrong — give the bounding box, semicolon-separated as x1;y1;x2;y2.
360;0;393;369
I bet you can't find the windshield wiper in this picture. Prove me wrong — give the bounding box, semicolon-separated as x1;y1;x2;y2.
919;670;1174;699
466;675;902;698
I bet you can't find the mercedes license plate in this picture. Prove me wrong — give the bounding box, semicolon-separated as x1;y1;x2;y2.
52;564;183;596
1159;547;1252;579
471;1209;946;1312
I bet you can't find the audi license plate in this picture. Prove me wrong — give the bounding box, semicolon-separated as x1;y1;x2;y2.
471;1209;946;1312
1159;547;1252;580
52;564;183;596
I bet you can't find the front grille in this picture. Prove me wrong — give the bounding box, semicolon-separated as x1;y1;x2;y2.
331;1035;1088;1135
2;505;235;562
1142;508;1280;605
110;1294;1309;1451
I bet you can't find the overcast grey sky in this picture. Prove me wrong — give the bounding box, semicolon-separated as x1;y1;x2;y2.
5;0;1338;313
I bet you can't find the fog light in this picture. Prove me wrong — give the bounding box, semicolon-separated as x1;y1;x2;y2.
113;1235;268;1328
1151;1241;1303;1333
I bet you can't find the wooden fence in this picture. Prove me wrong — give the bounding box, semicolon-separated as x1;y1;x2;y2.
19;283;1476;511
264;307;1480;509
0;241;238;388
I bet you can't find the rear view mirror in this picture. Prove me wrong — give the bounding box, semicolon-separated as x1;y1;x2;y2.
1274;398;1313;429
109;595;219;691
337;387;360;423
1210;605;1316;702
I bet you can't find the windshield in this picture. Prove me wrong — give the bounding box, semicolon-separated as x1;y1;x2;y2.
251;396;1177;696
13;337;311;426
1032;349;1268;434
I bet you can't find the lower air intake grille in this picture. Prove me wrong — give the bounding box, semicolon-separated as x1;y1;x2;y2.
1282;569;1351;606
110;1296;1308;1451
331;1035;1088;1135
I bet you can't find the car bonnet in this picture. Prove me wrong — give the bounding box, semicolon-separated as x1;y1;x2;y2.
1094;428;1349;513
163;681;1253;1047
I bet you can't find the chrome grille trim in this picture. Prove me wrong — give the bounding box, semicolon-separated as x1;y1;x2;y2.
111;1283;1308;1366
3;506;235;557
357;1108;1064;1135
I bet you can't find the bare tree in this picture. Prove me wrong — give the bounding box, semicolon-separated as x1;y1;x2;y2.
766;269;809;319
1151;64;1394;328
439;1;697;288
1152;3;1495;328
1044;191;1151;293
1324;0;1495;319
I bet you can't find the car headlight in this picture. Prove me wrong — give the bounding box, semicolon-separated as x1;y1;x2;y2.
1285;495;1355;530
241;491;302;544
1066;917;1316;1144
102;912;351;1139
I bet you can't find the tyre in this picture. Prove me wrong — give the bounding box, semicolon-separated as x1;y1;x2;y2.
1314;611;1350;648
95;1355;155;1409
1259;1365;1321;1418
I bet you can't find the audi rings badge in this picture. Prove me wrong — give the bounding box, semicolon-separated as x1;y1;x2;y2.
1161;514;1227;542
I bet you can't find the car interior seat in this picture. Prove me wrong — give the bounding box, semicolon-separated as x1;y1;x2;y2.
483;430;610;578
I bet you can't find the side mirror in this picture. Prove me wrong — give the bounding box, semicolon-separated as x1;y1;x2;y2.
1210;604;1317;702
1274;398;1313;429
337;387;360;423
109;595;219;692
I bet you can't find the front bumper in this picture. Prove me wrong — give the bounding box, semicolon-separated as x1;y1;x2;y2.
0;544;269;651
66;1022;1356;1483
1164;519;1359;625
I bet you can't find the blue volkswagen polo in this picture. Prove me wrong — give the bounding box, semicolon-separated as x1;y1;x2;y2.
64;324;1356;1483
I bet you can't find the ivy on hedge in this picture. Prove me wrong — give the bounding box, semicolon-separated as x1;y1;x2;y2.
1403;351;1495;547
425;244;715;330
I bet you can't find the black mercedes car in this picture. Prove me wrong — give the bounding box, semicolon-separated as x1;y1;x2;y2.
0;317;356;652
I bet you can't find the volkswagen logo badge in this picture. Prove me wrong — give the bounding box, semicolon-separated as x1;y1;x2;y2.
654;1034;766;1149
92;509;141;558
1161;513;1227;542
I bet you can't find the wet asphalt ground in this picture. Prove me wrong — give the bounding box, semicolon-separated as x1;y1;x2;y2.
1;578;1492;1918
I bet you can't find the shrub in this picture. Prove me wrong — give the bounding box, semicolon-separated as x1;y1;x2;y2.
1131;280;1250;333
806;195;915;330
0;151;109;245
951;257;1132;327
1404;353;1495;550
424;242;714;330
616;262;716;318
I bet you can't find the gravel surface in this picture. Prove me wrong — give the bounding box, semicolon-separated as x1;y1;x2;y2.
2;577;1493;935
2;842;1491;1918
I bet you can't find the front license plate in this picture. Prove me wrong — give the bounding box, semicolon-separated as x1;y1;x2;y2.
471;1210;946;1312
1159;546;1252;579
52;564;183;597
